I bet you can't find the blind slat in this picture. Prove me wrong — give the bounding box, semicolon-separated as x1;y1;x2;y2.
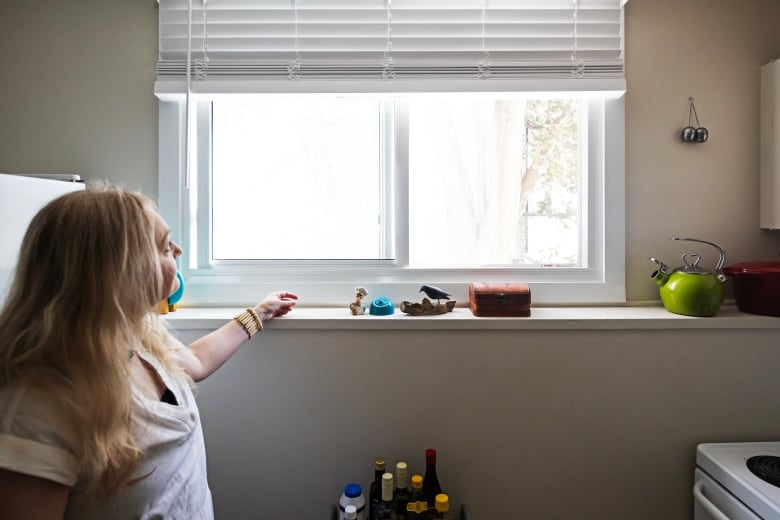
160;23;621;41
160;39;623;55
159;9;622;25
160;0;621;9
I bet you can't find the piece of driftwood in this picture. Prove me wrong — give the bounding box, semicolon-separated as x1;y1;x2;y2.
400;298;456;316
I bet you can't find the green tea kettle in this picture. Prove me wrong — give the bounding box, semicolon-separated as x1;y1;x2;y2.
650;237;726;317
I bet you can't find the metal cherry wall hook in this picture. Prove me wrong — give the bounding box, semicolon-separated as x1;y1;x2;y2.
681;97;709;143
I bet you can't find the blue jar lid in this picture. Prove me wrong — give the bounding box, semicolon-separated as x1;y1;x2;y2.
369;297;394;315
344;483;362;498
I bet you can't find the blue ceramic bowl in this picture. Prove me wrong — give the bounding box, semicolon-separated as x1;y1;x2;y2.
369;297;394;316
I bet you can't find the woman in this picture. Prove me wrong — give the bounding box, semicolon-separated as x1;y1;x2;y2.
0;184;298;519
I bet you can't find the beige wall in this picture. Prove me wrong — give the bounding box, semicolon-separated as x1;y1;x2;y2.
181;325;780;519
0;0;158;194
626;0;780;301
2;2;780;519
2;0;779;302
2;0;780;303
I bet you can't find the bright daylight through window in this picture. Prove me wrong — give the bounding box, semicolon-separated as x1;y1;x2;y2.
210;96;583;268
408;97;582;268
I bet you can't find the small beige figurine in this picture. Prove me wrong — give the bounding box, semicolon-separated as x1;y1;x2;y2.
349;287;368;316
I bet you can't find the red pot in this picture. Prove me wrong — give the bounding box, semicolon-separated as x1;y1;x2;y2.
722;262;780;317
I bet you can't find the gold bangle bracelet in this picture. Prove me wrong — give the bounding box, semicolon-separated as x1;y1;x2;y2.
246;307;263;331
233;308;263;339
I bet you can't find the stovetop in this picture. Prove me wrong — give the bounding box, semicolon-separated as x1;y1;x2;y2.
697;442;780;519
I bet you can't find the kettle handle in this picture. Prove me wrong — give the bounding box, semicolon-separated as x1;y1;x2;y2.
671;237;726;281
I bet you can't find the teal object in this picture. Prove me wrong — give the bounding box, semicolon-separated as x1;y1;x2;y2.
369;297;394;315
650;238;726;317
168;271;185;305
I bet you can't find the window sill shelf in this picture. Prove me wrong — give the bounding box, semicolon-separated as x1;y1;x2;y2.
162;304;780;331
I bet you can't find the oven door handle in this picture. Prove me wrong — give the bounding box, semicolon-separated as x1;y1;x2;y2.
693;480;732;520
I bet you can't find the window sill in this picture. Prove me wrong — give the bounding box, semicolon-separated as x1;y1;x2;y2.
162;304;780;331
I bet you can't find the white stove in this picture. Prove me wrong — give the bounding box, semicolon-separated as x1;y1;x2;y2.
695;442;780;520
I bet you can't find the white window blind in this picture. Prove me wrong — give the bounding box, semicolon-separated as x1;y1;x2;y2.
155;0;627;95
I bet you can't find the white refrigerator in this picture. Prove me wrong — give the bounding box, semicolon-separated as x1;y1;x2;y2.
0;173;84;306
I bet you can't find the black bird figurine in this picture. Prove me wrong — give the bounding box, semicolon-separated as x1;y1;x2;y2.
419;284;451;304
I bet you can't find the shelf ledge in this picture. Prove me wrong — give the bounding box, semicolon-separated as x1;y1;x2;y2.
162;304;780;331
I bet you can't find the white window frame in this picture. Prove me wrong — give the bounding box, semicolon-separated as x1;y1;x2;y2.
157;93;625;307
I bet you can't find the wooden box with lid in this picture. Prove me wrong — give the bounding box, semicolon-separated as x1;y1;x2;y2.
468;283;531;317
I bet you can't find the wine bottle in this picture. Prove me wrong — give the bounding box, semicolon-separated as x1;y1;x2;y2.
405;474;427;519
421;449;442;509
373;472;396;520
369;457;387;520
393;461;412;518
345;504;358;520
433;494;453;520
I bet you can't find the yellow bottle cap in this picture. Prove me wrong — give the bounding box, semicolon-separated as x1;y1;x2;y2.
410;474;423;489
435;493;449;512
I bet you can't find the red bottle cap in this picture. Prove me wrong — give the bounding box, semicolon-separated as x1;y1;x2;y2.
426;449;437;464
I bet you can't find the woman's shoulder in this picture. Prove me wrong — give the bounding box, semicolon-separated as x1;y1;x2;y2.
0;380;82;486
0;378;77;436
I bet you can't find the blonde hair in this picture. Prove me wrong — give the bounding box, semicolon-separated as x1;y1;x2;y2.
0;182;181;496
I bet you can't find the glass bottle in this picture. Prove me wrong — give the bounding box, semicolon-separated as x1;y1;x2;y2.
421;449;442;510
433;494;453;520
373;472;396;520
369;457;387;520
345;504;358;520
405;474;427;519
393;461;412;518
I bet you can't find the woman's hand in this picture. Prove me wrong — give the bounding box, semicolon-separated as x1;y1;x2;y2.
254;291;299;322
180;291;300;381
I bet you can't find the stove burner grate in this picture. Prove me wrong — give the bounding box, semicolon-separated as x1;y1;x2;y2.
747;455;780;488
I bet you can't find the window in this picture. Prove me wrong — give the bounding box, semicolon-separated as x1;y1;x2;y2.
155;0;627;306
407;97;584;268
211;96;385;261
157;93;624;306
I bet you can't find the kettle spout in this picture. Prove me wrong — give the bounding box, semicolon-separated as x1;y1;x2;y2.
651;267;671;287
650;257;671;273
650;257;671;287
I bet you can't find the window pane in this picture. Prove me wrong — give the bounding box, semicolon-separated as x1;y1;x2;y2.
211;97;384;260
408;98;582;267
